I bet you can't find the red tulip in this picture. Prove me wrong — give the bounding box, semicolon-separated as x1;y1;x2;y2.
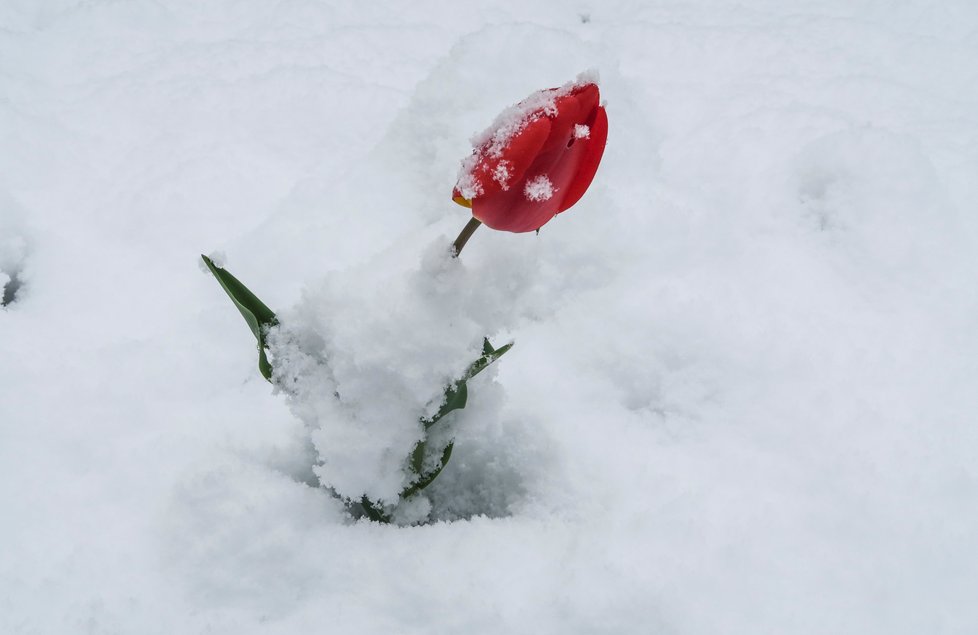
452;78;608;238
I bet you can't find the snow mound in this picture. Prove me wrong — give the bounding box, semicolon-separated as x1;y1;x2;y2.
267;239;543;507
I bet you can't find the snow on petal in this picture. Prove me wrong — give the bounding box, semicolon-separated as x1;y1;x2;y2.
524;175;555;201
493;160;512;190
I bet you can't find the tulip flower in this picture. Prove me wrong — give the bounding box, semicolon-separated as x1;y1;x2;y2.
451;76;608;255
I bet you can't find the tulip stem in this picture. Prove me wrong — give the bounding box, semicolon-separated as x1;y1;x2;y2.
451;217;482;258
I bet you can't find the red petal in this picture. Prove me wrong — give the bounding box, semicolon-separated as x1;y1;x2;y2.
570;83;600;120
458;82;607;233
557;105;607;213
459;116;550;200
472;146;565;233
538;92;582;154
472;180;560;233
494;116;551;191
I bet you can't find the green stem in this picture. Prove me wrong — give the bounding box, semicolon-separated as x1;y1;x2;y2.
451;217;482;257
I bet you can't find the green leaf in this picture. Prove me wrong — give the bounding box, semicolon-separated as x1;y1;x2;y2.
423;380;468;429
420;339;512;430
410;438;425;474
357;496;391;523
401;442;453;500
201;254;278;381
464;339;513;380
359;339;516;521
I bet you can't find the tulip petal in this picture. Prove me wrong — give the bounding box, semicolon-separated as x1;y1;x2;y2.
473;149;565;232
457;116;550;200
472;183;559;233
570;83;600;121
491;116;551;191
557;105;608;213
455;81;607;233
539;92;582;153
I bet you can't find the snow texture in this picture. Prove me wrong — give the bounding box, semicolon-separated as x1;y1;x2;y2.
492;159;512;189
3;1;978;634
524;174;556;201
266;240;539;507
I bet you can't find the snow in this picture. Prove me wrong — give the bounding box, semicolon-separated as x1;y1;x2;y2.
266;240;538;507
0;196;27;306
492;159;512;189
524;174;556;201
3;1;978;634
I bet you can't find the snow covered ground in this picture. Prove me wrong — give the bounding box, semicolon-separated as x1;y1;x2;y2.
3;1;978;633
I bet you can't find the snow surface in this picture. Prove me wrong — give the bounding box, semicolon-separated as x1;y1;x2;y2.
3;1;978;633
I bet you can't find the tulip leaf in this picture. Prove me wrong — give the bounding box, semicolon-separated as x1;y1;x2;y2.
353;340;515;522
395;339;513;504
201;254;278;381
424;380;468;429
410;439;425;475
357;497;391;523
421;339;512;430
464;339;513;381
401;442;454;500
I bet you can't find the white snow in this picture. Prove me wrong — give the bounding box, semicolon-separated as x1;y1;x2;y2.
524;174;556;201
574;124;590;139
266;240;540;507
454;171;484;201
3;1;978;634
492;159;512;189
